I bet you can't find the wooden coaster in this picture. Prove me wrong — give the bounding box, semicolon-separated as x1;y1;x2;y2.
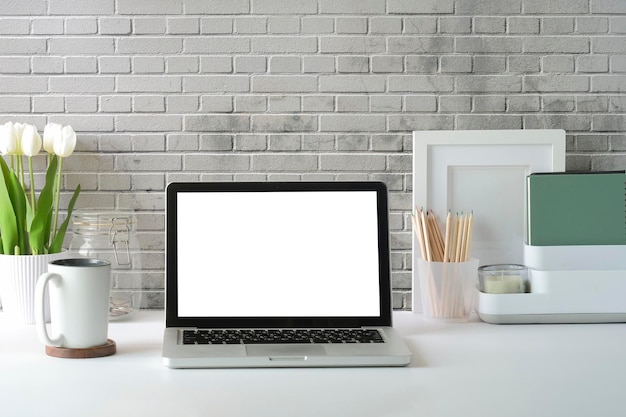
45;339;116;359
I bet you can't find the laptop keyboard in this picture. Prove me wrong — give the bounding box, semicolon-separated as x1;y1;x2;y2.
182;328;385;345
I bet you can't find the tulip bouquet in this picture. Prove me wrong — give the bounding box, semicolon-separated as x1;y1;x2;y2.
0;122;81;255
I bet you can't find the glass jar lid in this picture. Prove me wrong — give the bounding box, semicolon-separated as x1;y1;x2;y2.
72;208;137;236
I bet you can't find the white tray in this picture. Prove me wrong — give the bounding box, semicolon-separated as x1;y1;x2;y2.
477;269;626;324
524;244;626;271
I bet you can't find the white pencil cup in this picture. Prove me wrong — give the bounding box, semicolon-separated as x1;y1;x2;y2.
417;258;479;322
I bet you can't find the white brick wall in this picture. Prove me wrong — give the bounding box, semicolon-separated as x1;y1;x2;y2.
0;0;624;310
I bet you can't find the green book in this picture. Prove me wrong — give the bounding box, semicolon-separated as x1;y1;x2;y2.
527;172;626;246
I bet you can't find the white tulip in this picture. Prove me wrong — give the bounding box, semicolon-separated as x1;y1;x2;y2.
12;122;25;155
13;122;25;136
54;125;77;158
21;124;42;157
43;123;62;154
0;121;18;155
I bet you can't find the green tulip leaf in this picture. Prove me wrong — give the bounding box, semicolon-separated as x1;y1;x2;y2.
48;184;80;254
0;157;18;254
5;162;27;254
29;155;58;255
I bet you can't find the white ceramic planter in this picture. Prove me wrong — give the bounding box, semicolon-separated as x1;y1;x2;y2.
0;252;68;324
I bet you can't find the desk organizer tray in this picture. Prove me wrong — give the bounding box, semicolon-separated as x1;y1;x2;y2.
477;245;626;324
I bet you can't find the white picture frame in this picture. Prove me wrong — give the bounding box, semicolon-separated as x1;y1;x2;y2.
412;129;566;312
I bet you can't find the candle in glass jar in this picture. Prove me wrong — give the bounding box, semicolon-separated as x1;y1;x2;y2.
479;265;527;294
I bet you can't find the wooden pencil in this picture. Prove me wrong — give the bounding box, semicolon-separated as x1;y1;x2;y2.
449;212;459;263
420;209;432;261
427;211;444;262
443;210;452;263
464;211;473;262
458;212;467;262
455;212;465;262
412;209;427;260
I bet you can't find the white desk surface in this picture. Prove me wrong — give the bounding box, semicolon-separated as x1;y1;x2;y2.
2;310;626;417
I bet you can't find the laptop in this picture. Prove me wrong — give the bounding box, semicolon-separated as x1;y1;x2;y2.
162;181;412;368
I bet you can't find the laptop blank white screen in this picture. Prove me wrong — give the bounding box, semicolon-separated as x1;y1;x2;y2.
176;190;381;318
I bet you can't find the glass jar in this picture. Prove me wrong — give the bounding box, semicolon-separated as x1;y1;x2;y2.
69;209;142;320
478;264;528;294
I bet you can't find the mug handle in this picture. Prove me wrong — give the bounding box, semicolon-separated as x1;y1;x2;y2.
35;272;63;347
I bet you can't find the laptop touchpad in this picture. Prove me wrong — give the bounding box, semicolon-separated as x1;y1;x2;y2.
246;345;326;357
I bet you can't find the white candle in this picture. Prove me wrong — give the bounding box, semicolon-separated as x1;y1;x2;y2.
483;275;523;294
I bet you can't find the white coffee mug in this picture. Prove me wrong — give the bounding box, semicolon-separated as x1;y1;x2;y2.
35;258;111;349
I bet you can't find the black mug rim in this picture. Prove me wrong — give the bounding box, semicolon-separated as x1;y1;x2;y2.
50;258;110;267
